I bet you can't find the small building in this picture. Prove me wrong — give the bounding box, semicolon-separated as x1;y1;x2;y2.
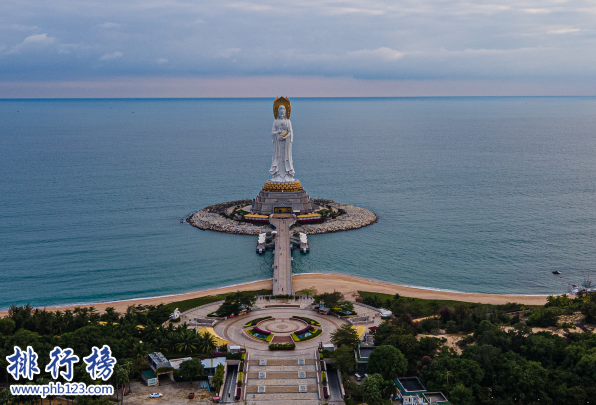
424;392;451;404
229;345;242;354
170;356;226;376
322;343;335;352
146;352;174;385
141;370;158;386
395;377;450;404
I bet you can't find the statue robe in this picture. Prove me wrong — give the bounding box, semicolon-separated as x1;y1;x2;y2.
269;118;295;181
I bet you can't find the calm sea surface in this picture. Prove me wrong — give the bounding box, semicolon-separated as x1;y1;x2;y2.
1;97;596;309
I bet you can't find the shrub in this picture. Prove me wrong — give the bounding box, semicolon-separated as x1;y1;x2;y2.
527;308;560;327
243;316;273;328
226;352;242;360
237;372;243;387
322;371;327;385
445;320;459;334
241;353;245;360
291;328;323;342
268;343;296;350
290;316;321;326
265;334;274;343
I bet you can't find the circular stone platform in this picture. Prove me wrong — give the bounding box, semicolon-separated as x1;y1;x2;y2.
257;318;306;333
215;308;347;356
186;198;377;235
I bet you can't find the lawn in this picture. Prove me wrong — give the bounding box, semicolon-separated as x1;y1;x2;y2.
165;289;272;313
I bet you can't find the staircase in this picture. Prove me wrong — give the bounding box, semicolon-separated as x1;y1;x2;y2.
244;358;320;404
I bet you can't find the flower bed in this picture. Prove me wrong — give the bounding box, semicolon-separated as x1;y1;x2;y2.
291;327;322;342
247;328;274;342
290;316;321;327
268;343;295;350
243;316;274;328
253;326;271;335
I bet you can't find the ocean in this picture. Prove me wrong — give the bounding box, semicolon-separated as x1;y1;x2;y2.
1;97;596;309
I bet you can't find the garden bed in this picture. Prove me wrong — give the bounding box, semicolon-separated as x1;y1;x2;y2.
291;326;323;342
243;316;274;327
290;315;321;326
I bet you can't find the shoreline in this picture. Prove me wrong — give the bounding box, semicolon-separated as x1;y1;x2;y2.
0;273;549;317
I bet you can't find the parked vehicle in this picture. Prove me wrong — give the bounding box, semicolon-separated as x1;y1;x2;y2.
149;393;163;398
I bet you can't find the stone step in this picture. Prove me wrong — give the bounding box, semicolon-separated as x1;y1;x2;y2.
249;359;315;366
248;364;316;372
245;385;318;393
245;378;317;386
245;400;322;405
246;371;317;379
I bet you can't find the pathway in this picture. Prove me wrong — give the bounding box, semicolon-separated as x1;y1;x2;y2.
269;214;295;295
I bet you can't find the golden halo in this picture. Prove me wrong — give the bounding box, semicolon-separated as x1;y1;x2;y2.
273;97;291;119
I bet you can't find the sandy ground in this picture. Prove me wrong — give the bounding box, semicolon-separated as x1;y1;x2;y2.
0;273;548;317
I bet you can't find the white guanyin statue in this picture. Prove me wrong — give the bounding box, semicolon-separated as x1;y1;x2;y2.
269;99;295;183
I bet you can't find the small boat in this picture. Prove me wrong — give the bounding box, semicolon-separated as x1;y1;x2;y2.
552;271;561;275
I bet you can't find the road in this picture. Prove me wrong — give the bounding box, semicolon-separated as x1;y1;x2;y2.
269;214;295;295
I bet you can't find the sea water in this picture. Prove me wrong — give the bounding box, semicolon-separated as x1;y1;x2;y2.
1;97;596;309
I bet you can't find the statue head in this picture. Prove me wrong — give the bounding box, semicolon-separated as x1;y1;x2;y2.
277;105;286;119
273;96;291;119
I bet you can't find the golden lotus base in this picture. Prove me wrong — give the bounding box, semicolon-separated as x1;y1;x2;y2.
263;180;302;192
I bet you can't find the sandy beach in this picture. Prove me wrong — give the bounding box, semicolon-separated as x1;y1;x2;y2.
0;273;548;317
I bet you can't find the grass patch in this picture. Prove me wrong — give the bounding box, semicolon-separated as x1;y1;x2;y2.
244;316;273;327
164;289;271;313
291;315;321;326
357;290;540;318
291;328;323;342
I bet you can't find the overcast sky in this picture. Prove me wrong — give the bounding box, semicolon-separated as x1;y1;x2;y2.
2;0;595;97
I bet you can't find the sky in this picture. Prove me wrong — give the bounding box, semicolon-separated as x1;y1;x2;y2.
1;0;596;97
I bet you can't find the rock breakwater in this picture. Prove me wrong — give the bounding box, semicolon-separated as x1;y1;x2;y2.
187;199;377;235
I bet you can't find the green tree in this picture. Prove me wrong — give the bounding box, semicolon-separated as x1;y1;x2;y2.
179;358;205;384
334;345;357;375
330;324;360;349
212;364;225;392
361;374;386;405
367;345;407;381
0;318;16;335
314;292;344;309
449;383;474;405
176;328;198;353
581;301;596;324
198;331;217;353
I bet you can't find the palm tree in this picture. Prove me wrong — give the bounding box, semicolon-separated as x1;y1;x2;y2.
198;331;217;354
176;329;198;353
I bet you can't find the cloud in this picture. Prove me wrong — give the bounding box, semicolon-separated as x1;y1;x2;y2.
522;8;552;14
347;47;405;61
156;57;168;63
97;22;121;29
216;48;241;58
227;3;271;12
99;51;123;60
23;33;56;45
5;33;56;54
548;28;580;34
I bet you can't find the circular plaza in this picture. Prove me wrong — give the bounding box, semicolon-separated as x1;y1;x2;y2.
214;307;349;357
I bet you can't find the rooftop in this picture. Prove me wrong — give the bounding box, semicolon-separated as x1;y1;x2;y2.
397;377;427;393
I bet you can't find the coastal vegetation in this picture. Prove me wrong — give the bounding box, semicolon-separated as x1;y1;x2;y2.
341;291;596;405
0;292;266;404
